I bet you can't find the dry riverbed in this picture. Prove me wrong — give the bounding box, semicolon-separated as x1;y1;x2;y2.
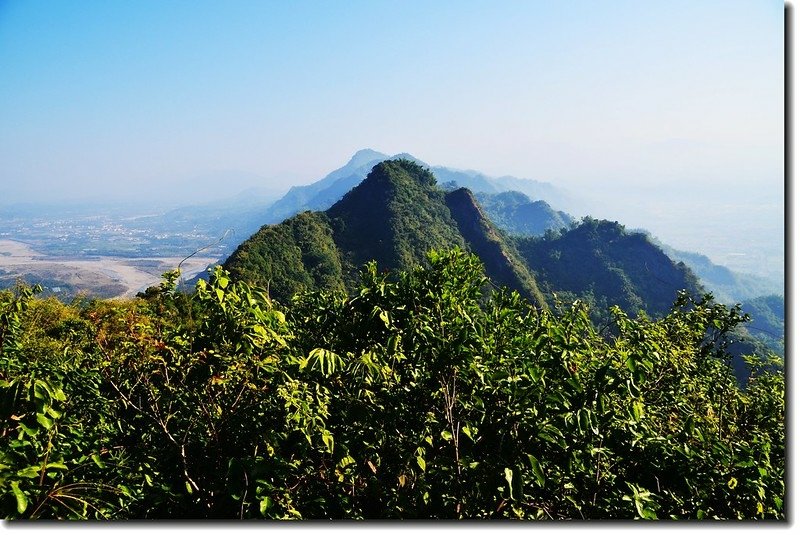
0;239;218;298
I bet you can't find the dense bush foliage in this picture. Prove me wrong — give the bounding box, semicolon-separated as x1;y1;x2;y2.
0;249;784;519
224;211;345;303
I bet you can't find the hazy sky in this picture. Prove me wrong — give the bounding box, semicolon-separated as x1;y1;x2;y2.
0;0;783;202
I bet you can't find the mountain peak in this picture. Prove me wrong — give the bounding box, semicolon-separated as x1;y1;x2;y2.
346;148;390;168
370;158;437;188
389;152;428;166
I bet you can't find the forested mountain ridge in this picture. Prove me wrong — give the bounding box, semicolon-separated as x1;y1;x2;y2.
324;159;466;284
514;218;705;319
473;190;573;237
224;160;546;306
259;149;573;227
225;160;705;323
445;188;546;307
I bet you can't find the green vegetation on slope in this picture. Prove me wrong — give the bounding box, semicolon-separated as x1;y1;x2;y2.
224;160;550;305
474;191;573;237
223;211;344;303
326;159;466;283
645;236;782;305
740;294;784;355
516;218;704;319
445;188;547;308
0;250;784;519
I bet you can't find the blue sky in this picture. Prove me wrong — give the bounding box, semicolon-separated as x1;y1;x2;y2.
0;0;785;276
0;0;782;199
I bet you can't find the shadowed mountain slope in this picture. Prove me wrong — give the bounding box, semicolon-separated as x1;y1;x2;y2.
515;218;705;318
445;188;546;307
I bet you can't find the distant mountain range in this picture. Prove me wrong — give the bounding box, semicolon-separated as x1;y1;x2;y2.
223;159;703;323
472;190;574;237
647;237;782;304
262;149;576;226
164;149;779;324
132;149;577;258
223;160;549;307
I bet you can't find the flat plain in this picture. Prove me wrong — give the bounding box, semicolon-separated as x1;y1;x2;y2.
0;239;217;298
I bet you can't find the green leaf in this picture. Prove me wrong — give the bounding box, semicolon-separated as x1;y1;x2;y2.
33;380;52;401
18;422;38;437
36;413;53;430
416;456;426;472
10;481;27;514
321;430;335;454
91;453;106;469
16;466;40;478
579;409;589;432
462;426;474;441
504;467;514;499
638;505;658;520
527;455;545;487
631;400;644;421
52;387;66;402
337;455;355;468
259;496;272;516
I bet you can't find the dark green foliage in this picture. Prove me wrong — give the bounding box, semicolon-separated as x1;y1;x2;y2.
223;211;344;304
474;191;573;237
445;188;547;308
516;217;704;320
225;160;549;306
327;160;466;283
740;295;784;355
0;250;784;520
647;236;781;304
225;166;716;335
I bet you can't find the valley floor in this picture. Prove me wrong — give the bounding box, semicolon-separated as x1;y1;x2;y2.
0;239;217;298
